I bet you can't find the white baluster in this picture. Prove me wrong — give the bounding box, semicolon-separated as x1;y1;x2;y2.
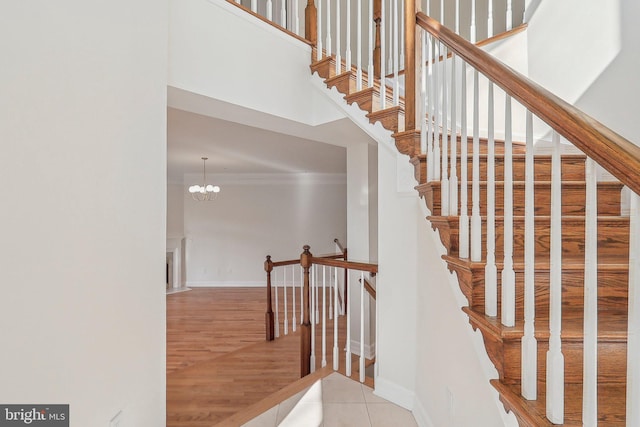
441;45;450;216
322;266;327;367
471;70;481;262
357;0;363;90
487;0;493;38
310;266;316;372
470;0;477;43
421;30;428;154
329;267;334;320
459;60;469;258
333;267;340;370
433;41;441;181
392;0;399;105
501;95;516;327
234;0;240;4
346;271;352;377
267;0;273;21
455;0;460;34
336;0;342;74
251;0;257;13
450;54;458;216
294;0;300;35
399;0;404;69
380;0;386;109
281;0;286;29
275;268;280;338
521;110;537;400
368;0;374;87
426;34;433;181
317;0;323;60
387;0;393;73
440;0;444;23
627;191;640;426
506;0;513;31
546;131;564;424
300;266;304;325
326;0;332;58
359;272;365;383
485;82;497;317
426;0;430;15
292;265;297;332
284;265;289;335
346;0;352;68
583;157;598;426
315;265;320;324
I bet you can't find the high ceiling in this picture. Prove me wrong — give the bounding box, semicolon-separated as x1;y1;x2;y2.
167;107;351;183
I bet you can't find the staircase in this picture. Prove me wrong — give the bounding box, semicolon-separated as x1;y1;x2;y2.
308;28;630;427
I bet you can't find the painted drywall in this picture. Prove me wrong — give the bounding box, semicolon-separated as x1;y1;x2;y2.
169;0;345;127
183;173;347;286
0;1;167;426
168;183;185;239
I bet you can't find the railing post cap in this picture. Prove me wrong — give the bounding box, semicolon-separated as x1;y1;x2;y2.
301;245;312;268
264;255;273;272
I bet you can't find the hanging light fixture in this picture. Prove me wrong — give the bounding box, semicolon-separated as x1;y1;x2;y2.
188;157;221;201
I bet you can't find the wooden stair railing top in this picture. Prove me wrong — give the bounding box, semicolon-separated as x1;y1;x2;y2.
414;11;640;195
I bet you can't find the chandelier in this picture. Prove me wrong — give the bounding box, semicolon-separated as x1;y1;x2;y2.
188;157;221;201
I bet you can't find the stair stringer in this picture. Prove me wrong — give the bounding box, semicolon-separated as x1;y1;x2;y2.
310;73;518;427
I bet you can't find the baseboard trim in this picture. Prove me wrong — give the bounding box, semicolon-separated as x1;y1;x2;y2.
186;281;264;288
373;376;415;411
349;340;376;359
412;397;436;427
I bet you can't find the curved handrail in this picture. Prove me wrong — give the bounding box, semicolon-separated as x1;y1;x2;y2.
416;12;640;196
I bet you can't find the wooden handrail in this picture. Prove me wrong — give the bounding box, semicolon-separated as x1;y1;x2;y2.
271;253;344;268
360;277;377;300
309;256;378;274
333;238;346;254
416;12;640;196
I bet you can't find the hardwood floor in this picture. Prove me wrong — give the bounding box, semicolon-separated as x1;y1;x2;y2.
166;287;366;426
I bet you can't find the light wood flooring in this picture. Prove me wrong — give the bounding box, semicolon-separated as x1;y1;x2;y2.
167;287;366;426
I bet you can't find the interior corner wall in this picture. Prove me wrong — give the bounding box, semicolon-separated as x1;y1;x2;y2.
0;1;167;426
183;175;347;287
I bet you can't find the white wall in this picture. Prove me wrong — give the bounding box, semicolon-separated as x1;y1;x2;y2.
183;173;347;286
0;1;167;426
167;183;185;239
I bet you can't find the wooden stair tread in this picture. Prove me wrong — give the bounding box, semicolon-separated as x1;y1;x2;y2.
463;307;628;341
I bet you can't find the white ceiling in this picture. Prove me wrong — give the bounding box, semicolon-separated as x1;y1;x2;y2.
167;107;353;183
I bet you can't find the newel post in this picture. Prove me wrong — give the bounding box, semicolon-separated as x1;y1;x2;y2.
373;0;382;78
265;255;275;341
300;245;313;377
404;0;418;131
305;0;317;44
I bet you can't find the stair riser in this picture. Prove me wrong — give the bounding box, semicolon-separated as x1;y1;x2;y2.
422;182;622;217
367;107;404;133
345;87;395;114
449;262;629;315
325;72;359;96
430;216;629;259
413;155;586;185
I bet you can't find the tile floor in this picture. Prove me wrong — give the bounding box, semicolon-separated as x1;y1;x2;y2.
242;373;418;427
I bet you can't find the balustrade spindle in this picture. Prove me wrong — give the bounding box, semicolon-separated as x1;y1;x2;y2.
628;192;640;426
300;266;304;325
251;0;257;13
470;0;477;43
501;95;515;327
267;0;273;21
439;0;444;23
420;30;428;154
441;45;450;216
280;0;286;29
433;40;441;180
329;268;333;320
359;271;365;383
322;266;327;368
426;34;434;181
310;265;316;372
485;82;497;317
368;0;374;87
346;272;352;377
315;265;320;324
506;0;513;31
521;110;537;400
458;60;469;259
346;0;352;67
392;0;399;105
471;70;481;262
326;0;332;58
546;131;564;424
275;269;280;338
449;54;458;216
583;157;598;427
284;266;289;335
317;0;323;60
336;0;342;74
379;0;386;109
455;0;460;34
294;0;300;35
399;0;405;68
357;0;363;90
292;265;297;332
487;0;493;38
333;266;340;370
